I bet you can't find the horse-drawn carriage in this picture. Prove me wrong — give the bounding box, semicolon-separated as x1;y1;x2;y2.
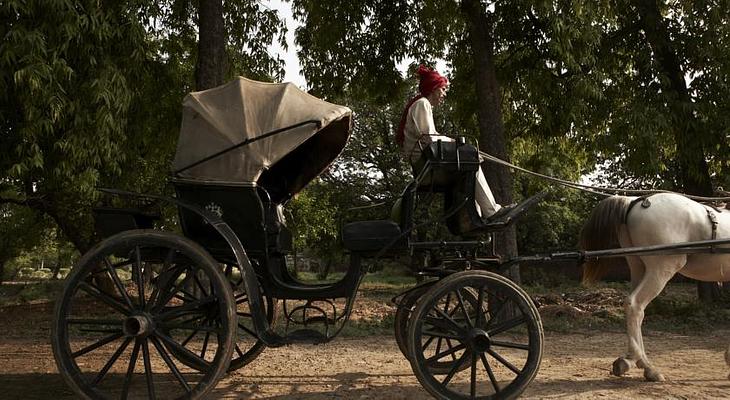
50;77;730;400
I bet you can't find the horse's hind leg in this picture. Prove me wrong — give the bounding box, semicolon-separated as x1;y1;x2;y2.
612;255;645;377
623;255;684;382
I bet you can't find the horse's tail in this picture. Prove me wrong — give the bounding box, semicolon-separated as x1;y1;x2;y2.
579;196;633;285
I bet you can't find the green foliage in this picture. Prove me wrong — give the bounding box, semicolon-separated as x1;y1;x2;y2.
0;0;288;255
0;204;47;268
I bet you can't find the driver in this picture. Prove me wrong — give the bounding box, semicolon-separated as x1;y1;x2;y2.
396;65;513;223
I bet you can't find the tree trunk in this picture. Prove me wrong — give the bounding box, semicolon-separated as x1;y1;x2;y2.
0;259;5;285
196;0;227;91
461;0;519;283
634;0;718;303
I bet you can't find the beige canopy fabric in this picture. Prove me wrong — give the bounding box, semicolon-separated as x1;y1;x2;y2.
172;77;352;199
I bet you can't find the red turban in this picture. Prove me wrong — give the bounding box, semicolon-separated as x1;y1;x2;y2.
396;65;449;147
416;65;449;96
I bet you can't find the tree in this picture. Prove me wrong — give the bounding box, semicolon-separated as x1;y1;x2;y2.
290;0;605;282
1;0;288;259
0;204;47;283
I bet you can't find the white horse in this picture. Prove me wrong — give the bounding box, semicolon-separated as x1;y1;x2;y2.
580;192;730;382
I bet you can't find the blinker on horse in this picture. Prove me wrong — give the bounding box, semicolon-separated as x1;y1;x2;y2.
580;192;730;382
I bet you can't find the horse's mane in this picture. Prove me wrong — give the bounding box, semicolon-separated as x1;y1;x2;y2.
580;196;634;285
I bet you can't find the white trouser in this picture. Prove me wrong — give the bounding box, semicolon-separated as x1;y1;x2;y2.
475;167;501;218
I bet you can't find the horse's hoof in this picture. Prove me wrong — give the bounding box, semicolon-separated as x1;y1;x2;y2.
644;368;665;382
612;358;632;376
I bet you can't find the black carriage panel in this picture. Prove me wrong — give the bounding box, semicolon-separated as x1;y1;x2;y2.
413;140;483;236
93;207;159;239
174;182;270;260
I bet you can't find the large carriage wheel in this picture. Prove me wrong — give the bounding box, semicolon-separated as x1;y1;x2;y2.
52;230;236;400
407;270;543;400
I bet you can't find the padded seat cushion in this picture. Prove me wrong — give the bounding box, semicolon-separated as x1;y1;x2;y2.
342;220;406;252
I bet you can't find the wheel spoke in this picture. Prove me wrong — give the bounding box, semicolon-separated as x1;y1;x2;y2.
78;282;131;316
235;293;249;305
475;287;485;327
66;318;123;326
441;351;469;386
470;352;477;399
426;342;466;364
421;335;436;352
141;339;156;400
486;348;521;375
134;246;145;309
104;258;134;309
200;331;211;358
480;353;501;394
487;315;527;336
158;322;221;333
156;296;216;321
421;330;463;340
445;338;458;361
146;249;177;309
121;340;141;400
234;344;245;358
455;289;474;329
193;273;209;297
431;306;467;334
150;336;192;393
491;339;530;351
156;330;211;370
151;268;192;312
484;296;507;331
434;337;443;362
237;322;257;338
91;337;133;386
72;332;124;358
180;318;209;348
423;315;462;334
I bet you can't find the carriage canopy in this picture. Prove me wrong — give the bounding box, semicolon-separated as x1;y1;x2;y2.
172;77;352;202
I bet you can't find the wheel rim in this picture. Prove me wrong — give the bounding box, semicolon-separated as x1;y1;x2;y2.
225;264;277;371
407;271;543;400
394;284;433;360
52;231;235;400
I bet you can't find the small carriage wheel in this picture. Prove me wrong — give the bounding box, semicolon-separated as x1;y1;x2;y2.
394;283;433;360
407;271;543;400
52;230;236;400
395;282;479;375
223;265;278;371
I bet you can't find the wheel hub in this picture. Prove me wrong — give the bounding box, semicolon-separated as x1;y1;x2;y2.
467;328;491;353
123;313;155;337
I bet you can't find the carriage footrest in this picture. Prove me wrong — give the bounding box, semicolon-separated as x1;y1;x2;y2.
283;329;330;344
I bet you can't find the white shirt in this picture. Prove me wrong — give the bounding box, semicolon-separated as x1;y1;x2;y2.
402;97;453;163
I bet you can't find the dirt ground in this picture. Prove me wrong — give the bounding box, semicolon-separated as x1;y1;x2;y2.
1;302;730;399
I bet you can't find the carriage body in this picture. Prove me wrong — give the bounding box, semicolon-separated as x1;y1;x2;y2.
52;78;546;400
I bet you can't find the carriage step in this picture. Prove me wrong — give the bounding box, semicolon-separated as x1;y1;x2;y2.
283;329;330;344
482;190;548;229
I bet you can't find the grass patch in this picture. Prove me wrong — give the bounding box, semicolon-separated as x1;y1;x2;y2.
0;280;65;306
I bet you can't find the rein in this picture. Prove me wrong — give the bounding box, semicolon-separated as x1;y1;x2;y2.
478;151;730;203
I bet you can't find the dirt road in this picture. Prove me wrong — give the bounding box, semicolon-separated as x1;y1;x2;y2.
1;302;729;399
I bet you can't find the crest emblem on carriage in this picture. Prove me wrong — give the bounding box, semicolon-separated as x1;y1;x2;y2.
205;202;223;218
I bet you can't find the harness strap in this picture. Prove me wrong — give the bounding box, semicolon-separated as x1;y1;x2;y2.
706;208;719;253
